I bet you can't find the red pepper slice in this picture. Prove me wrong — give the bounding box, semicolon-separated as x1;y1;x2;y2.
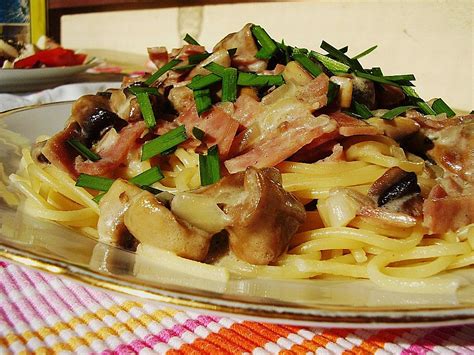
13;47;87;69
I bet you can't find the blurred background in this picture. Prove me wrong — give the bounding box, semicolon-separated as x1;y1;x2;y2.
37;0;474;109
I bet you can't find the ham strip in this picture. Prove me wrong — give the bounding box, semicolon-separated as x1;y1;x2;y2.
232;93;262;128
76;121;146;176
225;115;336;173
330;112;382;136
423;184;474;234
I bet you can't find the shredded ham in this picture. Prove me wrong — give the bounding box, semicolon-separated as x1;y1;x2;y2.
76;121;146;177
147;46;168;69
295;74;329;111
232;93;262;128
423;183;474;234
330;112;382;136
225;115;336;173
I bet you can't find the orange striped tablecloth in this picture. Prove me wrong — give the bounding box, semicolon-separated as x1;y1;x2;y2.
1;261;473;354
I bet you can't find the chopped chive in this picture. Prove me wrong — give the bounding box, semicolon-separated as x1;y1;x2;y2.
199;145;221;186
311;51;350;73
130;166;164;186
321;40;364;71
193;88;212;115
161;146;177;156
251;25;278;59
135;92;156;128
204;62;226;76
237;72;284;86
192;127;205;141
173;64;196;71
383;74;416;82
92;192;106;203
67;139;100;162
353;101;373;119
354;70;401;87
431;98;456;118
266;74;284;86
237;72;267;86
338;46;349;54
187;73;221;90
141;125;187;161
222;67;238;102
352;45;377;60
381;105;417;120
76;174;114;191
227;48;237;57
188;52;211;64
183;33;200;45
402;86;437;115
370;67;384;76
293;53;323;78
128;86;160;95
327;81;340;105
145;59;182;86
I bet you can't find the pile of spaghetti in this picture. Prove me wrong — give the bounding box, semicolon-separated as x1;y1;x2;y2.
6;24;474;294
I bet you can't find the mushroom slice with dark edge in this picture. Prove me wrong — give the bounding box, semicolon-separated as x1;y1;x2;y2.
368;166;423;217
97;179;142;250
172;167;306;265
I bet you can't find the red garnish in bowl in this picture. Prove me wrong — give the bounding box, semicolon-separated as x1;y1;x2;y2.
13;47;87;69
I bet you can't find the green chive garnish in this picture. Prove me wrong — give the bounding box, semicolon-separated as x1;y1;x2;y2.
354;70;400;86
187;73;221;90
383;74;416;82
76;174;114;191
431;98;456;118
141;185;162;194
130;166;164;187
199;145;221;186
188;52;211;65
128;86;160;95
222;67;238;102
320;41;363;71
311;51;350;73
327;81;340;105
145;59;182;86
183;33;200;45
193;89;212;115
141;125;187;161
353;101;373;119
370;67;384;76
192;127;205;141
204;62;226;77
92;192;106;203
381;105;417;120
293;54;323;78
135;92;156;128
402;86;437;115
237;72;284;87
352;45;377;60
67;139;100;162
251;25;278;60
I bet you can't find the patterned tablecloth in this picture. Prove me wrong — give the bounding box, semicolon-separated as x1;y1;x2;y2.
1;261;473;354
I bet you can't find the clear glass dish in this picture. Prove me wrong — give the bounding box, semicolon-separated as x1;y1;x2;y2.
1;102;473;328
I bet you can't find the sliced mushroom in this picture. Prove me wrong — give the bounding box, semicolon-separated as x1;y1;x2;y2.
124;190;213;261
97;179;142;249
198;167;305;264
368;167;422;217
350;74;376;109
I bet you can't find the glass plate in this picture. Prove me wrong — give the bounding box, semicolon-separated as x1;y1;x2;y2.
0;64;97;93
1;102;474;329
